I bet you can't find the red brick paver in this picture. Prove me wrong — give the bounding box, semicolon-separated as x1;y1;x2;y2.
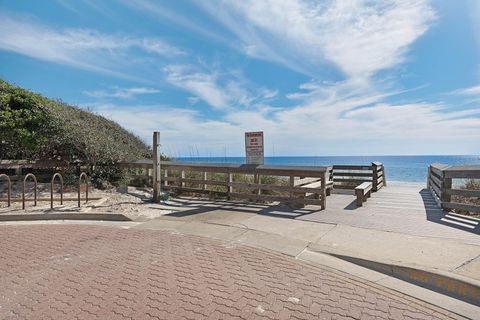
0;225;455;319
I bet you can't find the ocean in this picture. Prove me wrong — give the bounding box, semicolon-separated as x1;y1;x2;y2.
177;155;480;183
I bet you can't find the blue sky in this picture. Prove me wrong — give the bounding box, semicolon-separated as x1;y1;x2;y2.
0;0;479;157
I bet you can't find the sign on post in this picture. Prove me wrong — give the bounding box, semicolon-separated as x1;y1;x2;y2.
245;131;264;165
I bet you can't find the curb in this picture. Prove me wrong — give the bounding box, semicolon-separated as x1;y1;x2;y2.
0;213;131;222
322;252;480;307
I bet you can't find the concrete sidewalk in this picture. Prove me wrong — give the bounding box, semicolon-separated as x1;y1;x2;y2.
133;208;480;316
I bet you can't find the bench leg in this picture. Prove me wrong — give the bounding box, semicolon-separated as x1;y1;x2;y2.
326;188;331;196
367;190;371;198
356;191;363;207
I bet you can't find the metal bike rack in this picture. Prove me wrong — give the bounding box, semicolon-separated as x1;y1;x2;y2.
0;174;11;207
78;172;89;207
22;173;37;209
51;173;64;209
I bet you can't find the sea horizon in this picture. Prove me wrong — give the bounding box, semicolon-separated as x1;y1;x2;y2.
177;155;480;183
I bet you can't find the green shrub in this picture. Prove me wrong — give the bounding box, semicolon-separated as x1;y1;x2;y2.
0;79;168;187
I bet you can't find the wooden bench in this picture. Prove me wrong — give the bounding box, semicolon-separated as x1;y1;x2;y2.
355;182;372;207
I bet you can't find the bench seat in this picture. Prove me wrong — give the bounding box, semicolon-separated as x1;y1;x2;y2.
355;182;372;207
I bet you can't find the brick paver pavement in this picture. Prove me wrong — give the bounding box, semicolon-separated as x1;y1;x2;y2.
0;224;458;319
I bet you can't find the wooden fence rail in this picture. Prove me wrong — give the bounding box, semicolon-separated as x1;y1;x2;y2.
331;162;386;191
120;161;331;209
119;160;387;208
427;163;480;213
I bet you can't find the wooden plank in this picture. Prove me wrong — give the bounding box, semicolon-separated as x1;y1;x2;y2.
228;192;323;205
162;185;228;196
294;177;320;186
429;174;442;189
376;176;384;185
430;170;443;183
430;180;442;199
444;169;480;179
301;181;322;189
355;182;372;192
163;177;228;186
332;172;373;177
228;182;323;193
443;202;480;213
429;187;442;208
333;165;373;170
332;184;357;190
446;189;480;197
430;163;449;176
333;178;372;183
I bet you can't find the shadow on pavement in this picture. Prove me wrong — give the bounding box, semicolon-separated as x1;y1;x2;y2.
420;189;480;235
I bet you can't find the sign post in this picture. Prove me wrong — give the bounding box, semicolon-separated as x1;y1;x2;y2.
245;131;264;165
152;131;161;203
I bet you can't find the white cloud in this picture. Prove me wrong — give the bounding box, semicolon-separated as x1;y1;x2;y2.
163;64;277;110
164;65;230;110
84;86;160;99
85;79;480;156
0;11;183;77
197;0;435;79
452;85;480;96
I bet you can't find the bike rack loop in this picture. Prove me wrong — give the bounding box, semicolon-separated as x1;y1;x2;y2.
50;173;64;209
22;173;37;210
78;172;89;207
0;174;11;207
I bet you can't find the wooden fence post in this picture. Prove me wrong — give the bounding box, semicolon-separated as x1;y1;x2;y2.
228;171;233;199
321;172;327;210
152;131;161;203
203;172;207;191
372;162;378;191
181;170;185;188
427;166;431;188
255;174;261;196
382;164;387;187
289;175;294;199
441;173;452;205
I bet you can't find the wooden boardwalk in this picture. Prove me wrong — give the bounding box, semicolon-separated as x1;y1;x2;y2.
149;183;480;245
297;184;480;245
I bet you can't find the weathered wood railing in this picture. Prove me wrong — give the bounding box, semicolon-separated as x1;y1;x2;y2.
428;163;480;213
120;161;332;209
331;162;386;191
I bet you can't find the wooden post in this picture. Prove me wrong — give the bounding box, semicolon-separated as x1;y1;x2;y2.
427;166;431;189
382;164;387;187
255;174;261;196
289;175;294;199
441;174;452;205
227;171;233;199
164;169;168;187
372;162;379;191
152;131;161;203
320;172;327;210
203;172;207;191
181;170;185;188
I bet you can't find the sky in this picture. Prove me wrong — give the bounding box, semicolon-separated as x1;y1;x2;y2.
0;0;479;157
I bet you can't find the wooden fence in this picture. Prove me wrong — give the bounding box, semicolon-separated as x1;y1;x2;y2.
331;162;386;191
120;161;332;209
428;163;480;213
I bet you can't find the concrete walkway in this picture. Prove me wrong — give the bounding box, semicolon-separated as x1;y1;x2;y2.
132;197;480;317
